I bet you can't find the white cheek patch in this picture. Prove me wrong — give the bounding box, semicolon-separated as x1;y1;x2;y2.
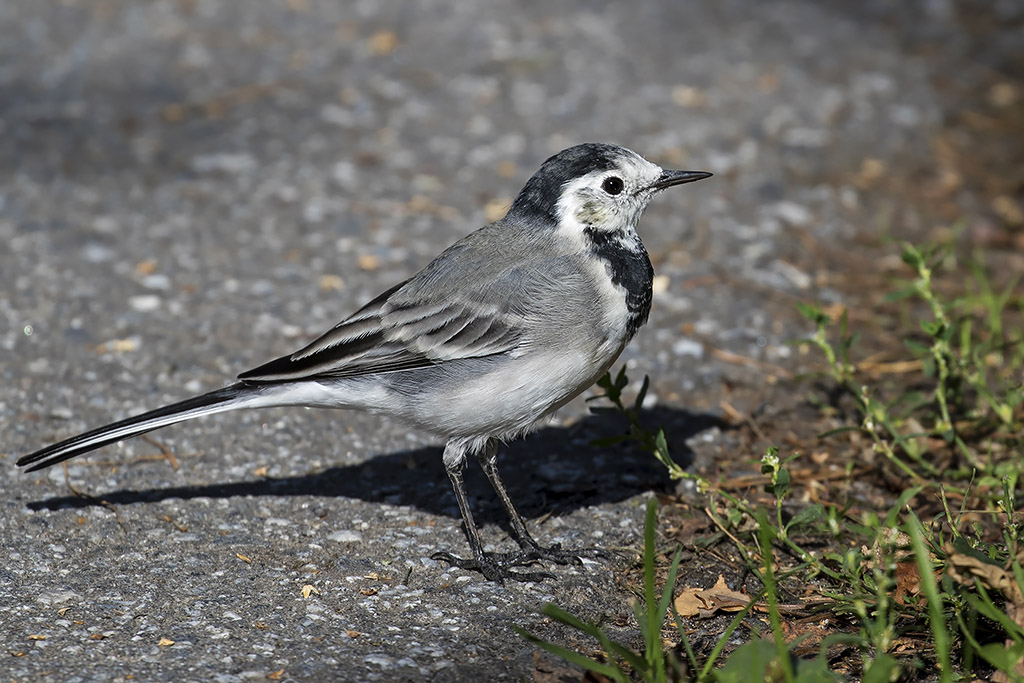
553;154;666;238
555;171;607;230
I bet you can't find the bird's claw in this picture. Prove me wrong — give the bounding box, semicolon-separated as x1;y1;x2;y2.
517;543;612;566
431;543;612;582
430;550;555;583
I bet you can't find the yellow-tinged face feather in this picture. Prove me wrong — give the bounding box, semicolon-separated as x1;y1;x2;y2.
555;149;666;237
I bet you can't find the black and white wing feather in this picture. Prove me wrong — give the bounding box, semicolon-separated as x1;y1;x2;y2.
238;229;543;384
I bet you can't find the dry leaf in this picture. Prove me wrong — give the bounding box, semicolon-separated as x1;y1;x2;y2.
893;561;922;605
158;637;175;647
947;547;1024;681
319;274;344;291
368;30;398;56
483;198;511;223
988;81;1019;107
946;549;1024;605
781;619;832;654
95;338;138;354
496;160;517;179
302;584;319;599
674;574;751;617
855;158;886;188
346;629;361;638
671;85;707;108
163;104;185;123
162;515;188;532
28;635;46;641
267;670;285;680
236;553;252;564
993;195;1024;226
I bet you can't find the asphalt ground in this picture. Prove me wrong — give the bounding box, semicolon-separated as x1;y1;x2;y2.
1;1;1020;680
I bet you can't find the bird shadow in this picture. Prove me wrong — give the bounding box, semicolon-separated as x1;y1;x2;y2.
25;406;725;527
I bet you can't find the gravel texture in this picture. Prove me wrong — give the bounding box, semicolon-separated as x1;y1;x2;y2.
1;0;1020;680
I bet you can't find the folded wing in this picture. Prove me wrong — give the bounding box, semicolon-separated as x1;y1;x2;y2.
238;275;527;383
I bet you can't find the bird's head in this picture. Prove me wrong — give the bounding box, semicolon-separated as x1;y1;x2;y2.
507;143;711;238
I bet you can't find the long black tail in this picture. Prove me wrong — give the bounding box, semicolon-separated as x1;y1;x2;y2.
17;383;250;472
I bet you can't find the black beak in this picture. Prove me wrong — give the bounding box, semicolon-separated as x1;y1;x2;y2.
647;169;713;192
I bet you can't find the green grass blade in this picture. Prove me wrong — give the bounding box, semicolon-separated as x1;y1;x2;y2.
860;654;900;683
963;588;1024;642
712;640;777;682
696;586;766;678
513;625;629;682
656;547;684;633
539;604;647;671
755;509;795;683
642;497;666;679
906;514;952;683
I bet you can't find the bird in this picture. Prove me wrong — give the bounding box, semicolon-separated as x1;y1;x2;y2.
17;143;711;581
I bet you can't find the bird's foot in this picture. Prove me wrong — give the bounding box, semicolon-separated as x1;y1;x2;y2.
431;544;612;582
430;550;555;583
515;541;612;567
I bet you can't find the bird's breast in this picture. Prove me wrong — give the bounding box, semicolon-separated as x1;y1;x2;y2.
583;228;654;339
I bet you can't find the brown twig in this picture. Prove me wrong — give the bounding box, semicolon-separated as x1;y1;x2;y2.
711;348;795;380
140;435;181;471
61;463;127;535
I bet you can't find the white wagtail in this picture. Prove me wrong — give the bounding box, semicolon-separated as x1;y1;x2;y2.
18;143;711;581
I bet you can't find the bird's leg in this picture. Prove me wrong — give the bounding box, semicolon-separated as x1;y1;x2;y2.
475;441;609;566
475;440;546;553
431;439;553;582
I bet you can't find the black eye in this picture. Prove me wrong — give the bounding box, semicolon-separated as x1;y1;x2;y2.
602;176;624;195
